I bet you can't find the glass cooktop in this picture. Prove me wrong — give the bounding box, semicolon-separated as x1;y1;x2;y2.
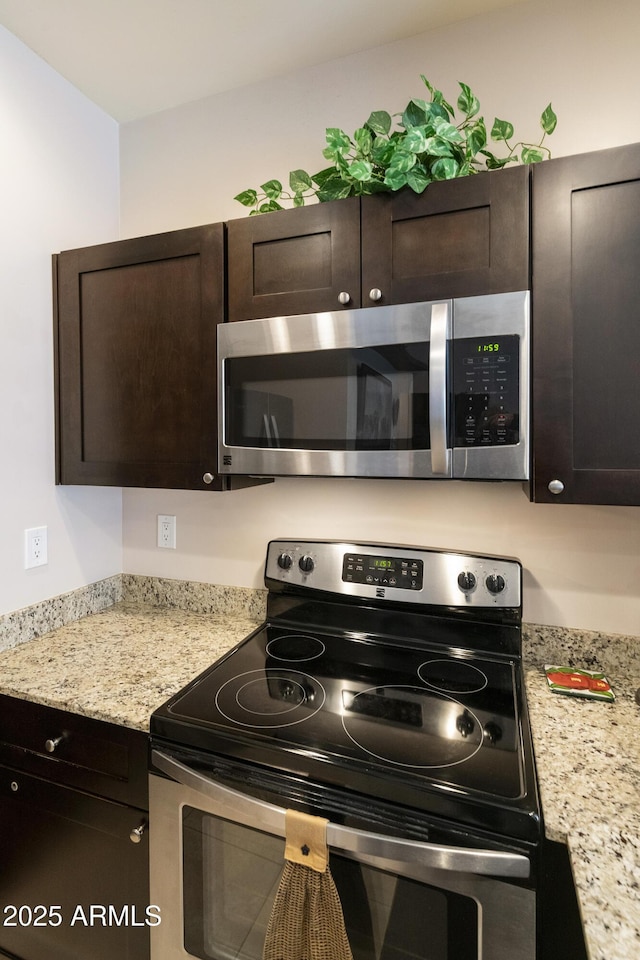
158;623;524;802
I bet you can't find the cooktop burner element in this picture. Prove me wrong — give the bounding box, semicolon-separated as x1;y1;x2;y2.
418;658;488;693
215;667;326;726
151;539;541;842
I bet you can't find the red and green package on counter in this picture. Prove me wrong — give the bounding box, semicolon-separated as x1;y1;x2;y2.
544;665;615;702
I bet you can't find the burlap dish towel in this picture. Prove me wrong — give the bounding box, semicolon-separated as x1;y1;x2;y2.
262;808;354;960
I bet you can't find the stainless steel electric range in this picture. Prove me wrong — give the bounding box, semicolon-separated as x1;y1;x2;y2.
149;540;542;960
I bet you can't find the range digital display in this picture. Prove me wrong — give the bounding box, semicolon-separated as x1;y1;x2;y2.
342;553;423;591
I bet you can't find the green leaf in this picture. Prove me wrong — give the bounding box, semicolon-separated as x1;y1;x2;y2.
491;118;514;143
353;126;373;157
420;76;454;116
259;200;284;213
433;117;464;143
457;83;480;118
521;146;545;164
431;157;460;180
293;193;305;207
316;175;355;202
289;169;312;192
324;127;352;157
310;166;336;187
541;102;558;135
403;126;428;154
424;136;454;158
406;164;431;193
402;98;429;129
365;110;392;136
465;118;487;157
388;147;417;173
349;159;374;181
480;149;516;170
371;136;396;165
260;179;283;200
384;167;409;191
234;189;258;207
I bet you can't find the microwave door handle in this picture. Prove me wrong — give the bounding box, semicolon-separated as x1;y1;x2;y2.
429;302;451;476
152;750;529;879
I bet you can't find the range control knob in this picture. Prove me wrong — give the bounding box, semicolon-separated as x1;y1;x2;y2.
298;555;315;573
457;571;477;592
277;553;293;570
486;574;506;595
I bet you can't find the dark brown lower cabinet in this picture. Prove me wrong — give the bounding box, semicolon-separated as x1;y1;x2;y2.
0;698;149;960
0;767;150;960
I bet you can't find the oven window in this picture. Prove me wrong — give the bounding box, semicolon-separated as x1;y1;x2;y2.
224;344;431;451
182;808;477;960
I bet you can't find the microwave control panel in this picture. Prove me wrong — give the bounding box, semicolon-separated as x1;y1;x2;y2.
453;334;520;447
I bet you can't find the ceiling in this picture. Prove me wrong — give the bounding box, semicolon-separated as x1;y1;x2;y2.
0;0;525;123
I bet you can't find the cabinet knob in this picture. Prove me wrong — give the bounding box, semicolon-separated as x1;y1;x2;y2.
337;291;351;305
45;735;64;753
130;821;147;844
548;479;565;495
368;288;383;302
203;472;214;484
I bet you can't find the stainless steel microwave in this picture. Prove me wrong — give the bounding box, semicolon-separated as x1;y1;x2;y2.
217;291;530;480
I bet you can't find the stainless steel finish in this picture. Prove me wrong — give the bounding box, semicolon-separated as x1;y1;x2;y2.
265;539;521;609
45;735;64;753
218;291;529;481
130;821;147;843
338;291;351;304
152;750;528;878
452;290;530;480
10;781;18;792
149;766;536;960
218;300;443;479
429;301;451;476
202;472;214;484
368;287;383;301
548;479;565;495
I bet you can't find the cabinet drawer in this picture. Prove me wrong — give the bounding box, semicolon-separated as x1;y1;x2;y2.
0;695;148;808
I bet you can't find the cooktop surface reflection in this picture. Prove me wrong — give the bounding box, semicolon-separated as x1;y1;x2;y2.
165;624;523;802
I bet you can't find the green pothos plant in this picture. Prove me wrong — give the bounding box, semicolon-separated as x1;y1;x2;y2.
235;74;557;215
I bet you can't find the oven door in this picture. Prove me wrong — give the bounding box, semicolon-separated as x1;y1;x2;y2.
149;749;536;960
217;301;451;479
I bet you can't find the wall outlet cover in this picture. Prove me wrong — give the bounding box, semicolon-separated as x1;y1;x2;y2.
157;514;176;549
25;526;48;568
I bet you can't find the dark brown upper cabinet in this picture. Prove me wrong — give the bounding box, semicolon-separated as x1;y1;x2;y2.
54;224;262;491
226;165;530;322
531;142;640;506
227;197;362;321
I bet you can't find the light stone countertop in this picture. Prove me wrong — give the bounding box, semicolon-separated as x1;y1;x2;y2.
523;625;640;960
0;598;638;960
0;602;261;730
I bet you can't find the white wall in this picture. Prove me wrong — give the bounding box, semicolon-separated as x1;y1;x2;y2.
0;27;123;616
119;0;640;636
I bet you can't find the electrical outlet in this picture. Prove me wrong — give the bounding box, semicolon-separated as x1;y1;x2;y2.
157;514;176;549
25;526;48;568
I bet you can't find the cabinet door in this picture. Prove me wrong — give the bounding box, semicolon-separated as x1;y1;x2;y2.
0;763;149;960
227;197;361;321
55;224;229;490
531;143;640;504
361;164;530;305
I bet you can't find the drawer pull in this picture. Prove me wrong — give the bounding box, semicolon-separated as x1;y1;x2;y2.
45;735;65;753
130;821;147;844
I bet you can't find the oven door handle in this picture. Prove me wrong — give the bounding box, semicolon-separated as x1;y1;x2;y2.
152;750;530;879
